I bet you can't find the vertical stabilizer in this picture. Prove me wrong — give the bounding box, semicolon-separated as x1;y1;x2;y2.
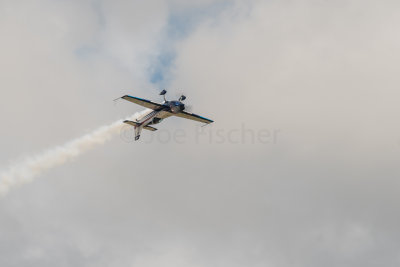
134;125;142;141
123;120;143;141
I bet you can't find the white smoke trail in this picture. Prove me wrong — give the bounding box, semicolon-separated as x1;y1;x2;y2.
0;112;143;196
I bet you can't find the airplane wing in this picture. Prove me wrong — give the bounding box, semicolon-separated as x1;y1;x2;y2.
174;111;214;124
121;95;163;110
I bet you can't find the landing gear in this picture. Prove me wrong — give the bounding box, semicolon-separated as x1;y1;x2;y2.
160;90;167;101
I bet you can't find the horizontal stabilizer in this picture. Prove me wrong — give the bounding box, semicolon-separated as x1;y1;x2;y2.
124;120;140;127
143;125;157;131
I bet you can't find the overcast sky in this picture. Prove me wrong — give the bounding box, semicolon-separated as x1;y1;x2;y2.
1;0;400;266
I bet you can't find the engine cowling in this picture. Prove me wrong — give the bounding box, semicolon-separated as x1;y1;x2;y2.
168;101;185;113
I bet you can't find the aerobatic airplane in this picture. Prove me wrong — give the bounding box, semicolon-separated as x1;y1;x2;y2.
118;90;213;140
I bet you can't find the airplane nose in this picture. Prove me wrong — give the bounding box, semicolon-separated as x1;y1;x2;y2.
171;106;179;113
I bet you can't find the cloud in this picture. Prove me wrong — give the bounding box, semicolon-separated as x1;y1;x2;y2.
171;0;400;159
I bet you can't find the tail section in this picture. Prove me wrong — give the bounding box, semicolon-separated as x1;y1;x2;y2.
134;126;141;141
124;120;157;141
124;120;142;141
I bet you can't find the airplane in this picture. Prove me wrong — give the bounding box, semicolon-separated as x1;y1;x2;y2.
118;90;213;140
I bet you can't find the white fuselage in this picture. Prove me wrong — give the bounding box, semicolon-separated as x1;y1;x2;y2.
136;108;172;126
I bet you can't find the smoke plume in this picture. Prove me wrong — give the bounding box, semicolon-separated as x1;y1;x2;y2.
0;113;142;196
